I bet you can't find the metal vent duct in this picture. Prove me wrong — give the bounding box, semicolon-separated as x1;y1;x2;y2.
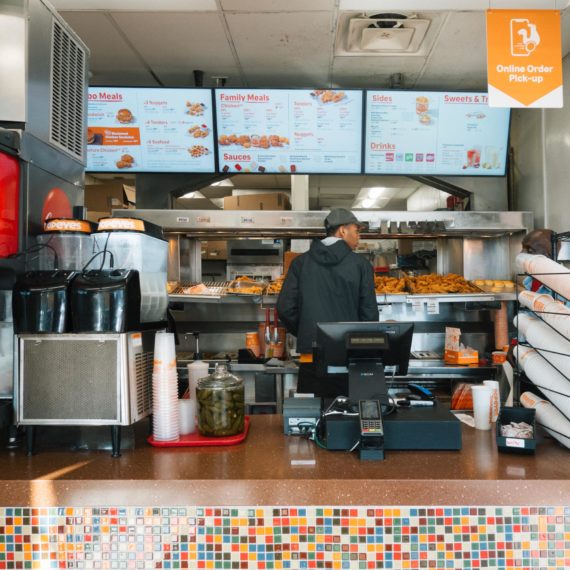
50;18;86;161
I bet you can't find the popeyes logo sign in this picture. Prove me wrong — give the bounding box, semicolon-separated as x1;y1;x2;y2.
487;10;562;107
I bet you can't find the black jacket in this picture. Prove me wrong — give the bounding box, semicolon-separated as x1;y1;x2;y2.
277;239;379;353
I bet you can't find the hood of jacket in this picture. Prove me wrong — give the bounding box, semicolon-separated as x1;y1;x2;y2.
308;239;352;266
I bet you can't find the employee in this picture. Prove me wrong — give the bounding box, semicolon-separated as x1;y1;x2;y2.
277;208;379;397
521;228;561;293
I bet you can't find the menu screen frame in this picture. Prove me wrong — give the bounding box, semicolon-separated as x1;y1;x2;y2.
214;87;366;175
86;86;218;174
363;89;511;177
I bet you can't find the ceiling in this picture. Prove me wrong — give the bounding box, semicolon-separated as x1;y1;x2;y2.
54;0;570;210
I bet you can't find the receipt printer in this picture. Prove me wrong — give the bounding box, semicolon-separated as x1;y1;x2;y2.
283;397;321;435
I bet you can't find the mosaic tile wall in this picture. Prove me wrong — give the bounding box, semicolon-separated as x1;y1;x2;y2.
0;506;568;570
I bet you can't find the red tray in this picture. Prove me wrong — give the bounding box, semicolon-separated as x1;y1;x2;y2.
147;416;250;447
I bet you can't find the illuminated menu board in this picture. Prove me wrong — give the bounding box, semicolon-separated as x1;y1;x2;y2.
215;89;363;174
86;87;215;173
364;91;510;176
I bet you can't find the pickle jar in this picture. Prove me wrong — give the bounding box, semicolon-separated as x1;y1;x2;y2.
196;364;245;436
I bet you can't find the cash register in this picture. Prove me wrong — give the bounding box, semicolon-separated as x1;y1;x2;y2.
307;322;461;459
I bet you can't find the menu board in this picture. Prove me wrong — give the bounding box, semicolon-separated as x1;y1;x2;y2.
215;89;363;174
365;91;510;176
86;88;215;173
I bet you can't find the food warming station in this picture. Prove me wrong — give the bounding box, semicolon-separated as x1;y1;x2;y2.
120;209;532;410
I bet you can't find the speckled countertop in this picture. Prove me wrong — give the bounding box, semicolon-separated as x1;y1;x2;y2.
0;415;568;507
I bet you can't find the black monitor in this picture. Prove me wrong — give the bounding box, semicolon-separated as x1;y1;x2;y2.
314;322;414;376
314;322;414;403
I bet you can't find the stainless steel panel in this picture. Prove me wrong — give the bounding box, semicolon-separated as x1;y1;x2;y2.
0;7;26;122
436;237;463;276
121;210;534;238
185;239;202;283
463;236;511;280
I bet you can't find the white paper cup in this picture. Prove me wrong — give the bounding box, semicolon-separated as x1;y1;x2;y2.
483;380;500;422
154;332;176;365
471;385;494;430
179;399;197;435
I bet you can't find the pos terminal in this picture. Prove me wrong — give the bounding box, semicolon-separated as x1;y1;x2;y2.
313;322;414;460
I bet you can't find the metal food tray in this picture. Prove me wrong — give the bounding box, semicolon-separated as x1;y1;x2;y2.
170;281;231;299
226;278;267;296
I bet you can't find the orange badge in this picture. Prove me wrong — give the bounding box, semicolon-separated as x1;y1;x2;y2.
487;10;562;108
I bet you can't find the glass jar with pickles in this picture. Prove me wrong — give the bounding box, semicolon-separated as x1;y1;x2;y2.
196;364;245;436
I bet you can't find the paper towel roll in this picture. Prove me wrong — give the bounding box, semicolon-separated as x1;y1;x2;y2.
515;253;570;300
520;391;570;449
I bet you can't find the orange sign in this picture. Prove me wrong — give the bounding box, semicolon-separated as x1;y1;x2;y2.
487;10;562;108
87;126;141;146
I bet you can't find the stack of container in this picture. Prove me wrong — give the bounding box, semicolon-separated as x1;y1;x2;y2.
152;332;179;442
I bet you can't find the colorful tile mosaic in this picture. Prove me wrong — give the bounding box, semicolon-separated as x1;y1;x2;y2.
0;506;569;569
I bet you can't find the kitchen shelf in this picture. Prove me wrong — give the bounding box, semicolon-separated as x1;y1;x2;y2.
169;291;516;305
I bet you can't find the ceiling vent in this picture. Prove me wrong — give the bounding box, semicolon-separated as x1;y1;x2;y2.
335;12;436;57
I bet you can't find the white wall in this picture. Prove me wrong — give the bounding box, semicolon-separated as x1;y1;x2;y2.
510;54;570;232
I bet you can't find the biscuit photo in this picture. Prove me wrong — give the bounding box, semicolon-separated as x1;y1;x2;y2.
116;108;133;123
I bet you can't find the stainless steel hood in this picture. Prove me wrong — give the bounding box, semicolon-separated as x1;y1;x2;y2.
119;210;533;239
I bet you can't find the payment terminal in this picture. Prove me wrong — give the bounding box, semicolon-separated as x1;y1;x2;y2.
358;399;385;461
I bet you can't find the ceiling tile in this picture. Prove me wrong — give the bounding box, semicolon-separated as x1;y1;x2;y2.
225;12;333;86
59;12;157;84
112;12;239;86
221;0;334;11
332;57;424;87
414;11;488;90
53;0;217;10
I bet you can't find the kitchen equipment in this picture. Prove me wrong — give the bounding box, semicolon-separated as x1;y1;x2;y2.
15;330;155;456
227;239;284;282
13;270;76;334
93;218;168;324
35;218;96;271
196;363;244;436
70;269;141;333
0;268;15;398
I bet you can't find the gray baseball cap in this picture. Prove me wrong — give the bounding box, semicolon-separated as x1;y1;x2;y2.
324;208;364;229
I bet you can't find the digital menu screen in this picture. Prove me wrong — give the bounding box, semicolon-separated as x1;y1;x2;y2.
215;89;363;174
364;91;510;176
86;87;215;173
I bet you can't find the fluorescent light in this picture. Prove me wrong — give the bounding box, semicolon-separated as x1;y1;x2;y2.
362;198;375;208
211;179;234;187
367;187;386;199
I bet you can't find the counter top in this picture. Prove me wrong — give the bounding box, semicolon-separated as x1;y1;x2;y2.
1;414;569;507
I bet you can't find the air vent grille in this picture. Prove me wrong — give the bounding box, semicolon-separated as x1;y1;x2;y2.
50;19;86;161
135;350;153;418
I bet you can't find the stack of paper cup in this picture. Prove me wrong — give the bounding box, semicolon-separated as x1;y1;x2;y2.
521;391;570;449
515;253;570;299
152;332;179;441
